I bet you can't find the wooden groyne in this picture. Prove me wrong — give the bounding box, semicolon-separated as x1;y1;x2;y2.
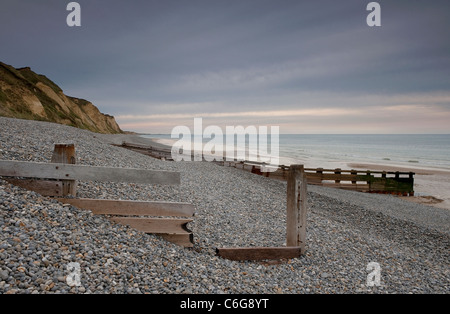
0;144;195;248
112;143;415;196
217;165;307;261
113;142;174;161
221;161;415;196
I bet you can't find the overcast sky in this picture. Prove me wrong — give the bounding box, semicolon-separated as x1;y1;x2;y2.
1;0;449;133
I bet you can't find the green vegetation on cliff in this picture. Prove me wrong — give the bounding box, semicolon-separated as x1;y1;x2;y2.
0;61;123;134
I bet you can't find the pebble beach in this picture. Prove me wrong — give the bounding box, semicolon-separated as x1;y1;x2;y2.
0;117;449;294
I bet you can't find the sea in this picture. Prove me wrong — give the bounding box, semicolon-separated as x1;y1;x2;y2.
140;134;450;172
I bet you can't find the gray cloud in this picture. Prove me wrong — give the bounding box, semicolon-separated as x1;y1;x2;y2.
1;0;449;132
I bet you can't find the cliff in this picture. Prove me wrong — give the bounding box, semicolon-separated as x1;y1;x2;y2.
0;62;123;134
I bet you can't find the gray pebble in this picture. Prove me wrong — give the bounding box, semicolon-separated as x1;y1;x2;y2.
0;117;449;295
0;270;9;281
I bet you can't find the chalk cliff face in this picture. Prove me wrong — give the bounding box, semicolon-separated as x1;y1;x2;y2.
0;62;122;134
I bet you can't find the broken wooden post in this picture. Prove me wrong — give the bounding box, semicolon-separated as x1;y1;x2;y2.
286;164;307;253
2;144;77;197
51;144;77;196
57;198;195;248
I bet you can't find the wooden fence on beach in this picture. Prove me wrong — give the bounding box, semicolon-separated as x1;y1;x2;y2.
216;164;307;261
0;144;195;248
0;144;310;261
112;142;415;196
222;161;415;196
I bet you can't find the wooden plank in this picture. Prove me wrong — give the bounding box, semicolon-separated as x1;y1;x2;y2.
306;168;414;175
51;144;77;196
321;183;370;191
286;165;300;247
298;170;307;253
369;177;414;193
286;165;307;253
306;180;322;186
0;160;180;185
306;173;370;182
4;178;63;197
159;233;194;248
216;247;302;261
58;198;195;217
264;169;288;181
109;217;192;234
4;144;79;197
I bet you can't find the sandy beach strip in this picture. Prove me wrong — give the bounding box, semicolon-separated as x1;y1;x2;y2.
0;117;449;294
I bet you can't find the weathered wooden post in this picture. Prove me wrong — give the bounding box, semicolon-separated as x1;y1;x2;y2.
51;144;77;196
351;169;357;185
286;165;307;253
367;170;372;192
409;172;415;196
334;168;341;184
214;164;307;261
